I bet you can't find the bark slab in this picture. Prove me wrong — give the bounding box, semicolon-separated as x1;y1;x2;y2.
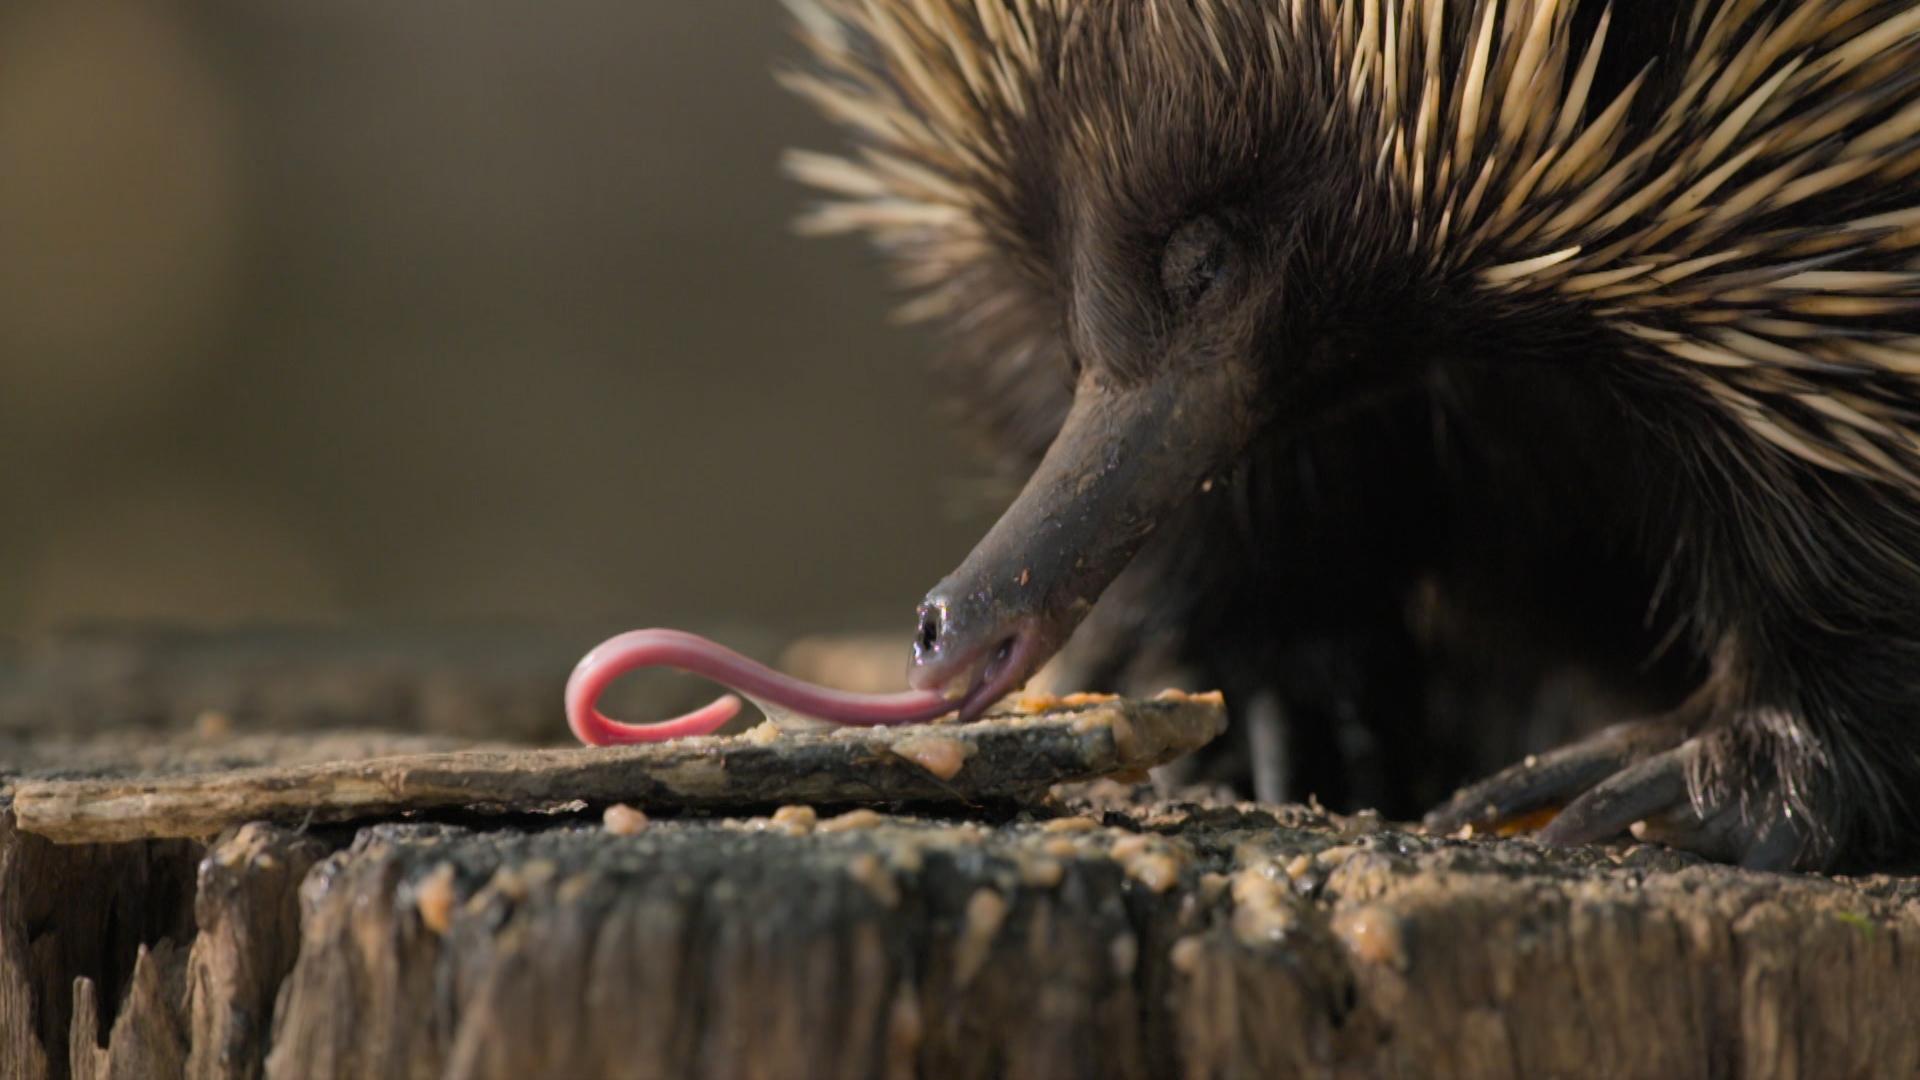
9;698;1225;844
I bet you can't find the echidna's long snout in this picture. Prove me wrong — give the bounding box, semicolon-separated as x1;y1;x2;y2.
909;364;1258;719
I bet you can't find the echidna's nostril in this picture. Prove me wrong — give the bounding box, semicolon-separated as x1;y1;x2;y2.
916;607;942;655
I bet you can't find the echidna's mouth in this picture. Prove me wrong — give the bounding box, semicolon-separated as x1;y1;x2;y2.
906;365;1260;714
909;613;1049;722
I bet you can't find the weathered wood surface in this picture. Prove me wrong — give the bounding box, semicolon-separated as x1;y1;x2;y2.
8;780;1920;1078
8;697;1225;844
3;629;1919;1078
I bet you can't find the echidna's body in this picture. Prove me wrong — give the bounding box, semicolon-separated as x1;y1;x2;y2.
784;0;1920;870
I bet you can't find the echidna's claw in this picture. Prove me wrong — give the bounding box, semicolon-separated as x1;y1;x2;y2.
1538;733;1811;872
1429;720;1816;872
1623;776;1810;871
1422;719;1684;835
1533;746;1691;848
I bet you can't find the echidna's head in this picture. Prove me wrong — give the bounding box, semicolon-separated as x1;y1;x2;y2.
786;0;1920;715
786;1;1376;715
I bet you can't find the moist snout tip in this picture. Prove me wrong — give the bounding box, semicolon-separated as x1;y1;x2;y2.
912;598;948;665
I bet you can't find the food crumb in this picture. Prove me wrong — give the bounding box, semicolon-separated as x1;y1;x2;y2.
557;874;596;904
846;853;901;908
1109;834;1182;893
488;867;530;903
770;805;818;834
193;710;233;739
741;720;783;746
1018;856;1065;889
1229;870;1297;945
415;864;458;935
888;733;972;780
1042;816;1100;834
1070;713;1110;736
820;808;888;833
885;986;923;1073
1169;935;1207;974
1314;845;1356;870
953;889;1010;985
1334;904;1411;971
1016;691;1120;713
1494;805;1561;837
1152;688;1227;706
1126;853;1181;893
888;841;927;873
1198;872;1230;903
603;804;650;835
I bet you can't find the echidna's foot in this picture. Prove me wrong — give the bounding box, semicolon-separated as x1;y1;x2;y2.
1422;720;1681;834
1423;719;1812;871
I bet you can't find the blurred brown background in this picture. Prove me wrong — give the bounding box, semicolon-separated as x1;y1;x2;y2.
0;0;993;641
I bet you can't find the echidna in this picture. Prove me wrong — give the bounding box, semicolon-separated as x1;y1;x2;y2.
780;0;1920;871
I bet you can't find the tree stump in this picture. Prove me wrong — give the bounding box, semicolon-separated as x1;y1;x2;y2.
2;627;1917;1079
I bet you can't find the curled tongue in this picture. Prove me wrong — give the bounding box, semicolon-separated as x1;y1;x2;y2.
566;628;958;746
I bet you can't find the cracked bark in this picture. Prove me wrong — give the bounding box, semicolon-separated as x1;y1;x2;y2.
7;788;1918;1079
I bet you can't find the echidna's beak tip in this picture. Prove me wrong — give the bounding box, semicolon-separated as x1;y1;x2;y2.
906;364;1262;719
910;611;1048;721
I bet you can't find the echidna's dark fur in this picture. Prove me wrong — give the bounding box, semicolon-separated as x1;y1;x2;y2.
784;0;1920;870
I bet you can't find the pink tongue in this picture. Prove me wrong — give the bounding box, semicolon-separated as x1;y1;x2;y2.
566;628;956;746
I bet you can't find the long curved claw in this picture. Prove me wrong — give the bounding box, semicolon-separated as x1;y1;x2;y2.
1423;720;1683;834
1534;747;1691;846
1629;794;1809;871
566;628;957;746
1430;720;1818;870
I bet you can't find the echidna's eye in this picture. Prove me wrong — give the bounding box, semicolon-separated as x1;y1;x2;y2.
1160;215;1233;309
